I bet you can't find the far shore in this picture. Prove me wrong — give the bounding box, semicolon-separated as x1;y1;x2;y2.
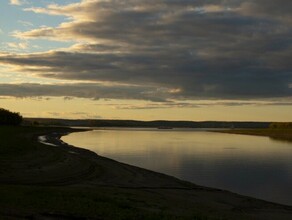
213;128;292;142
0;126;292;219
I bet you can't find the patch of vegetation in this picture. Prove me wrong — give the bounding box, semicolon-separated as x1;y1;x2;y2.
216;128;292;142
270;122;292;129
0;108;22;126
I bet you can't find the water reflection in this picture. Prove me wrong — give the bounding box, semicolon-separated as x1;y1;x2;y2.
269;136;292;144
62;129;292;206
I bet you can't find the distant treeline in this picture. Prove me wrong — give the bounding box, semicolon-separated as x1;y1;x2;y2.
0;108;23;126
269;122;292;129
25;118;270;129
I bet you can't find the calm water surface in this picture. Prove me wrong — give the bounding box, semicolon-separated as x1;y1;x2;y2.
62;128;292;206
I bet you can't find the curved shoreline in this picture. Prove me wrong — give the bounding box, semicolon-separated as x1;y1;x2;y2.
37;129;200;189
33;128;292;219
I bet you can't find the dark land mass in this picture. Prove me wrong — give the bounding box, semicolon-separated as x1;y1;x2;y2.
215;128;292;143
25;118;270;129
0;126;292;219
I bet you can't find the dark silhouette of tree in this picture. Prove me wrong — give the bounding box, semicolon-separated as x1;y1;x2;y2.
0;108;23;126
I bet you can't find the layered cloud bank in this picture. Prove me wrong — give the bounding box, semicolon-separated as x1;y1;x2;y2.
1;0;291;104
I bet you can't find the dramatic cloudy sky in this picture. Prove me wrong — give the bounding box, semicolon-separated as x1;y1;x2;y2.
0;0;291;120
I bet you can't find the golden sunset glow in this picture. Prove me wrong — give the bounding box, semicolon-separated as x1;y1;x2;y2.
0;0;291;120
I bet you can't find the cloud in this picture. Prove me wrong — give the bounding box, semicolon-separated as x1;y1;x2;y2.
6;42;29;50
239;0;292;21
18;20;33;27
0;83;173;102
22;111;102;119
112;100;292;110
1;0;291;102
10;0;26;6
0;83;291;109
45;111;102;119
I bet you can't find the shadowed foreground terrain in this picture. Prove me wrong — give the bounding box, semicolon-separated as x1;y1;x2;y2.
0;126;292;220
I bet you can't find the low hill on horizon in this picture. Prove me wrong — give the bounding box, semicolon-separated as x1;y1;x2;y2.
24;118;271;129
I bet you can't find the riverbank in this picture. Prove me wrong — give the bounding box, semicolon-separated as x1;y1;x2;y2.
1;126;292;219
214;129;292;142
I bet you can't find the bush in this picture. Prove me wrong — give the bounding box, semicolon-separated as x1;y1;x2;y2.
0;108;23;126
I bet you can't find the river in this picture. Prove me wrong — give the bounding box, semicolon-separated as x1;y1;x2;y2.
62;128;292;206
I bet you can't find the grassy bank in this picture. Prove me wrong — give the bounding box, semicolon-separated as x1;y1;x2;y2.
0;126;291;220
216;128;292;142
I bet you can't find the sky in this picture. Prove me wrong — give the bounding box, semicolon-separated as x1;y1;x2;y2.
0;0;291;121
